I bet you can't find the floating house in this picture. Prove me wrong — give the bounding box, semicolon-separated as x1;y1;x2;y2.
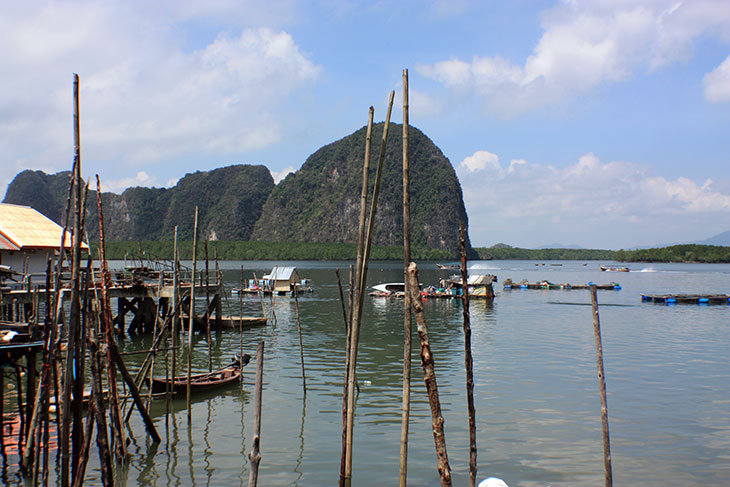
0;203;88;276
262;266;310;295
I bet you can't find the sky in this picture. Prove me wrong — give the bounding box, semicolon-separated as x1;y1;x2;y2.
1;0;729;249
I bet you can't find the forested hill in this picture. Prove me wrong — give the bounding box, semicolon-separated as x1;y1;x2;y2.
3;164;275;241
251;122;472;255
4;123;473;255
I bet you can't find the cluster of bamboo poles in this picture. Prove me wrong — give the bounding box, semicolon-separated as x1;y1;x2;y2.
336;70;479;487
16;75;161;487
12;74;271;487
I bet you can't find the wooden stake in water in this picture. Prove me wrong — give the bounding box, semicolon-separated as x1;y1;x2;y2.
187;206;199;420
248;340;265;487
399;68;412;487
590;285;613;487
459;223;477;487
293;288;307;395
407;262;452;487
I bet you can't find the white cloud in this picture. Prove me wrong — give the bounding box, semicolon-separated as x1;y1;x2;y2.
270;166;296;184
460;150;500;172
101;171;157;194
0;2;321;191
704;54;730;102
418;0;730;114
458;150;730;247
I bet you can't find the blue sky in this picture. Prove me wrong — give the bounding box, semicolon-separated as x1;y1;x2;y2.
1;0;729;249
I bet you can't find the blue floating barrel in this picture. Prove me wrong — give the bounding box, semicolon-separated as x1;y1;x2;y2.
520;284;528;289
613;285;622;290
641;295;648;301
666;297;676;305
504;284;512;289
698;297;709;304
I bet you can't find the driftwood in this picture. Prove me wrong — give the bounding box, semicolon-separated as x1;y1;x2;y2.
407;262;452;486
590;285;613;487
460;223;477;486
248;340;265;487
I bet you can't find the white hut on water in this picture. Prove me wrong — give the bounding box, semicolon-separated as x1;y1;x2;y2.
262;267;310;295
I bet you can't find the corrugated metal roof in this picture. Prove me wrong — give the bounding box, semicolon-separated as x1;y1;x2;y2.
263;266;296;280
0;203;88;250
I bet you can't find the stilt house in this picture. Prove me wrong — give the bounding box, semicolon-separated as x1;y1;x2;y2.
0;203;88;276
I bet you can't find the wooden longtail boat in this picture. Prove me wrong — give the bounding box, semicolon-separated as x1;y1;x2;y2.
149;354;251;394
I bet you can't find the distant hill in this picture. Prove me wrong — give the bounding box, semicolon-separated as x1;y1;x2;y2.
694;230;730;246
535;243;584;249
3;165;275;241
251;122;472;255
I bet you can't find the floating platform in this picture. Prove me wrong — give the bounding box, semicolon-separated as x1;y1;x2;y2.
503;279;621;291
641;294;730;305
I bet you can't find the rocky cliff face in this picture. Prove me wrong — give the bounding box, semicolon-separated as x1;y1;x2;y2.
251;122;472;254
3;164;275;242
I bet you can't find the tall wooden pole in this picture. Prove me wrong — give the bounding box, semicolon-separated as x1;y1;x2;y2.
205;241;212;372
590;285;613;487
95;176;126;463
293;289;307;395
340;107;374;487
169;226;179;413
460;224;477;486
346;91;395;487
359;91;394;296
399;68;412;487
407;262;452;486
61;73;83;487
248;340;265;487
187;206;199;420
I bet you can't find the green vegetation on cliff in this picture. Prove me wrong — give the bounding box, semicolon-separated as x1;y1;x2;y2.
251;122;472;256
4;165;275;241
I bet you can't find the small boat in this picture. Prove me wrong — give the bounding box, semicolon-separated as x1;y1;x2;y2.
599;266;629;272
148;354;251;395
436;263;461;270
370;282;406;297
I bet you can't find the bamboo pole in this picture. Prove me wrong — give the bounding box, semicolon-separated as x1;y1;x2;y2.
170;226;179;413
61;73;84;487
239;266;245;366
293;288;307;395
399;67;412;487
88;337;113;486
460;223;477;486
590;285;613;487
187;206;199;420
359;92;394;297
95;175;126;462
341;106;374;487
248;340;265;487
407;262;452;486
346;91;395;486
205;241;212;372
335;269;349;332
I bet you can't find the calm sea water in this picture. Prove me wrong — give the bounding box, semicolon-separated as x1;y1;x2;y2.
5;260;730;486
